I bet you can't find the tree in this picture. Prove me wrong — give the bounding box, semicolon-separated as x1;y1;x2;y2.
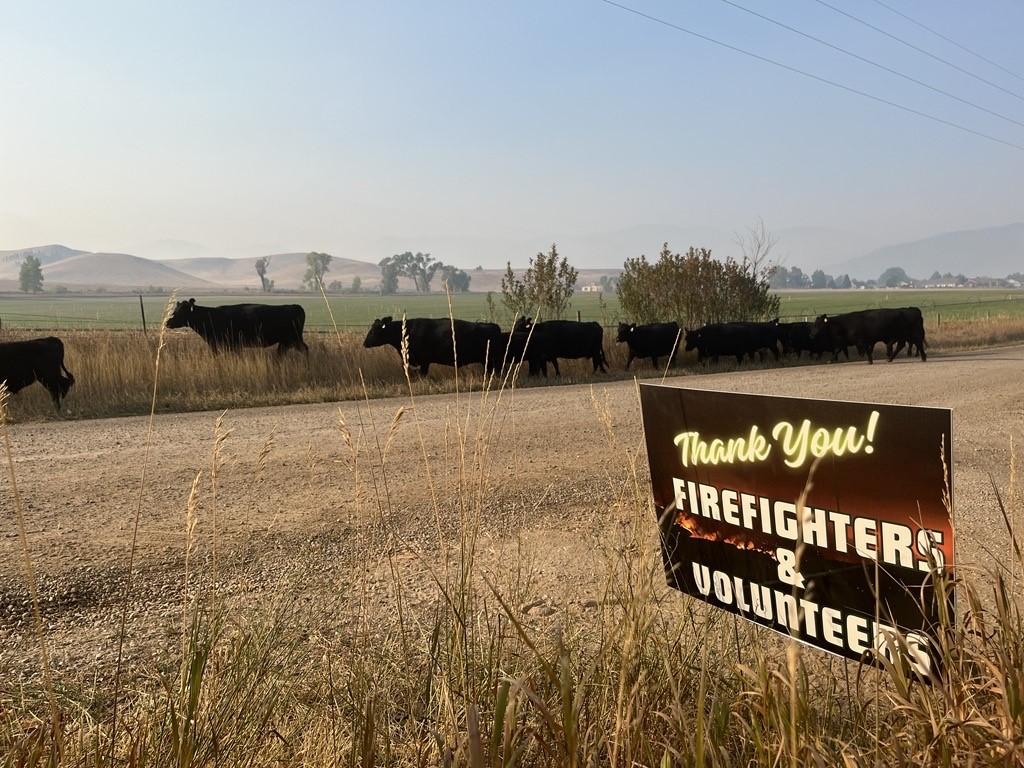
930;271;942;282
879;266;910;288
836;273;852;289
394;251;439;293
19;254;43;293
255;256;272;292
438;264;470;293
734;218;778;276
351;276;362;294
378;257;400;294
501;244;578;319
788;267;809;288
811;269;829;289
768;265;789;289
303;252;332;290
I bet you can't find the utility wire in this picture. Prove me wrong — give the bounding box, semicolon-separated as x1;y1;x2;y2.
715;0;1024;130
868;0;1024;85
811;0;1024;103
596;0;1024;152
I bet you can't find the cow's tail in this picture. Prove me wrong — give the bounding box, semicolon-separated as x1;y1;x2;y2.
52;338;74;383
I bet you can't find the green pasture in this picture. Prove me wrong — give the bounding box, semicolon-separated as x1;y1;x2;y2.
0;288;1021;331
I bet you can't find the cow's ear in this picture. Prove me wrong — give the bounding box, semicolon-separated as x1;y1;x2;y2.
188;298;196;307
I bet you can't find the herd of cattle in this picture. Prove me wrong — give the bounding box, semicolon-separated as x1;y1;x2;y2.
0;300;927;412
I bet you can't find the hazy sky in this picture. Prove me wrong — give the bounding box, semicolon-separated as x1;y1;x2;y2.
1;0;1022;266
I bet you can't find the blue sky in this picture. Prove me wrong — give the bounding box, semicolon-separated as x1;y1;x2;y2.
1;0;1022;267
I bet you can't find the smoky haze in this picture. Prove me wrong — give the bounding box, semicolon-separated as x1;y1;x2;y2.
1;2;1022;271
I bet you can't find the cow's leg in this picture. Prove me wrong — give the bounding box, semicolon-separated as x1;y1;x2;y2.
864;343;875;364
625;352;634;371
735;353;744;365
44;381;62;413
419;363;430;376
552;359;561;377
651;356;659;369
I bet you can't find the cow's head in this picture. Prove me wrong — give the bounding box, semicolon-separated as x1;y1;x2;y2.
166;298;196;329
364;316;400;348
683;327;701;351
810;314;829;338
513;316;533;334
616;323;635;343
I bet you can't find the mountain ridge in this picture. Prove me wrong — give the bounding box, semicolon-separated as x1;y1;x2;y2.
2;222;1022;290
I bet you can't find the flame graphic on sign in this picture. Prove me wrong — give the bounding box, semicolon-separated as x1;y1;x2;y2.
674;511;775;557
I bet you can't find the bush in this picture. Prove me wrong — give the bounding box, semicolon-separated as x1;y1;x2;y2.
617;243;779;326
502;244;578;320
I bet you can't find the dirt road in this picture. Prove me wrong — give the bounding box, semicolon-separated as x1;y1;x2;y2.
2;346;1022;683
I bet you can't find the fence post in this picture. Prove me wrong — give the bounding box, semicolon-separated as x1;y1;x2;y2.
139;295;147;335
577;309;582;322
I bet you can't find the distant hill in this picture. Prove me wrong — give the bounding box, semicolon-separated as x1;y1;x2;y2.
41;252;216;289
163;253;393;290
0;244;88;269
826;223;1024;280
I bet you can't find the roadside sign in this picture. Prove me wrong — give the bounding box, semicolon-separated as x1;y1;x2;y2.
640;384;954;676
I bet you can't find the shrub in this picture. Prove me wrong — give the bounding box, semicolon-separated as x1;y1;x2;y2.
618;243;779;326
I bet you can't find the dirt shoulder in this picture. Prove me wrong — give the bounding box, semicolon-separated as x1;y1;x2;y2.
1;346;1021;683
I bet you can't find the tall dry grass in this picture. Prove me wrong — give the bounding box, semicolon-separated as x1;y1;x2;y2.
3;314;1024;422
1;307;1023;766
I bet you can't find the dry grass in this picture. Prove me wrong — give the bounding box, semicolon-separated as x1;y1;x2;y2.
1;315;1024;766
929;315;1024;350
1;315;1023;422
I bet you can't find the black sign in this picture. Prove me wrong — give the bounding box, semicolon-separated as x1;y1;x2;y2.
640;384;954;675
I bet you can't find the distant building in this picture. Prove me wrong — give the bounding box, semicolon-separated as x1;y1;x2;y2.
580;284;603;293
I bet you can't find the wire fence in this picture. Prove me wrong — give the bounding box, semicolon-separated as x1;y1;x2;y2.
0;294;1021;332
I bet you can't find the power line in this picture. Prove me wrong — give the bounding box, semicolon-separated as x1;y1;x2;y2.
810;0;1024;104
867;0;1024;85
595;0;1024;152
714;0;1024;130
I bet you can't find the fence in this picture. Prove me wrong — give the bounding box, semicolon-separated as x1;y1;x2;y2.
0;294;1022;332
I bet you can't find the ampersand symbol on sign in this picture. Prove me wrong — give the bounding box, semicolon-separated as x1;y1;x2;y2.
776;547;806;589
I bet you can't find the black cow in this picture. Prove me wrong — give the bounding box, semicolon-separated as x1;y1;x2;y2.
166;299;309;355
513;318;608;375
0;337;75;411
811;307;927;364
488;331;551;377
777;321;831;360
616;322;681;370
363;316;502;375
684;321;780;365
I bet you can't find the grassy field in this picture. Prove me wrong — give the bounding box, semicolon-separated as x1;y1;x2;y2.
0;288;1022;330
